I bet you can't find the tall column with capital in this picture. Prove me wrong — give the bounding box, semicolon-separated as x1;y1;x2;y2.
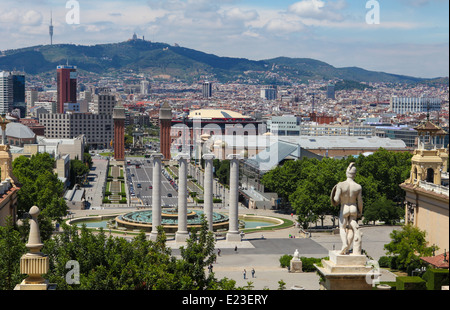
203;154;215;231
226;154;242;242
176;154;190;242
150;153;163;241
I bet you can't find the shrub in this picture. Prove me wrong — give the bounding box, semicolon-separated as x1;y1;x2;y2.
422;269;449;290
396;276;426;290
378;256;391;268
279;255;293;268
300;257;328;272
390;256;399;270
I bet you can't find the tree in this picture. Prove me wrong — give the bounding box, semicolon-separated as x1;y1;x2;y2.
177;215;217;290
0;217;27;290
70;159;89;186
363;195;403;225
384;224;438;272
12;153;67;221
42;218;238;290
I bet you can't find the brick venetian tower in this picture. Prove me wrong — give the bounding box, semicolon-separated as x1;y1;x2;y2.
113;102;126;161
159;102;172;160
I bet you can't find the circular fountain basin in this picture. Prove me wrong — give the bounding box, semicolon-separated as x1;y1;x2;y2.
115;208;229;233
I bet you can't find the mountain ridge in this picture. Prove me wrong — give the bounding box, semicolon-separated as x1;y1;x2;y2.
0;40;446;84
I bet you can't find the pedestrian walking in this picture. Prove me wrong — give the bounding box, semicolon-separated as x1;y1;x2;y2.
218;248;221;256
243;269;246;279
234;245;238;253
251;268;255;278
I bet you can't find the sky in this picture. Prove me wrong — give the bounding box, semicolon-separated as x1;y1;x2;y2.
0;0;448;78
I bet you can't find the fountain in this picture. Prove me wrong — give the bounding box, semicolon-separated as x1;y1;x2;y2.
115;208;229;233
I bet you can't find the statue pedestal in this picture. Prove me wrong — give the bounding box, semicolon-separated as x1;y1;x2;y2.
290;259;303;273
315;251;378;290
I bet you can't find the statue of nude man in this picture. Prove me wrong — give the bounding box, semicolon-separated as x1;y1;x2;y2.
331;163;363;255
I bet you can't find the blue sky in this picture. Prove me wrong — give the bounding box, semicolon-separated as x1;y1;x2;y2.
0;0;448;78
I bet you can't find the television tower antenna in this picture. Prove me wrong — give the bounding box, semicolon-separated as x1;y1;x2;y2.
49;10;54;45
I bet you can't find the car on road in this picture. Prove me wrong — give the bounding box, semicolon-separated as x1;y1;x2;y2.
137;184;142;188
149;185;153;189
167;193;172;197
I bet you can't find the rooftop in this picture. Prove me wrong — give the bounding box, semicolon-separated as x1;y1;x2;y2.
188;109;251;120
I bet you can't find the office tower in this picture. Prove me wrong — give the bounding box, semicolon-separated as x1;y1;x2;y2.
56;65;77;113
11;73;26;118
0;72;12;115
140;80;150;95
260;85;277;100
327;84;335;100
202;81;212;98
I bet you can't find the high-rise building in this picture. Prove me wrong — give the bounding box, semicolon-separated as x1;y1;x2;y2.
93;89;116;115
0;71;12;115
140;80;150;95
260;86;277;100
56;65;77;113
26;90;38;110
202;82;212;98
11;73;26;118
327;84;335;100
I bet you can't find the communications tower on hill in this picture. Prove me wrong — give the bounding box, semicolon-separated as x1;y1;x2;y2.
49;11;54;45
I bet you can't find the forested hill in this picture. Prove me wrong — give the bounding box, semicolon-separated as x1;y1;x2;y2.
0;39;436;84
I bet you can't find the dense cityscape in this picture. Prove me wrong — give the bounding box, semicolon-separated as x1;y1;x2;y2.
0;0;448;300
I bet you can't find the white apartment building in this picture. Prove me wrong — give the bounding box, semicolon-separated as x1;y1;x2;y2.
268;115;300;136
299;124;376;137
0;71;12;115
390;96;441;114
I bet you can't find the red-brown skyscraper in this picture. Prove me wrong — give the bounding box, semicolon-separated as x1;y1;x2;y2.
56;65;77;113
113;103;126;161
159;102;172;160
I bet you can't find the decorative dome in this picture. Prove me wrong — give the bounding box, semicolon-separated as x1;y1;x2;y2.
0;122;36;140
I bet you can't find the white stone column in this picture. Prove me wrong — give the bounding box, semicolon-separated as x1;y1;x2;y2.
176;154;190;242
150;153;163;241
203;154;215;231
227;154;242;242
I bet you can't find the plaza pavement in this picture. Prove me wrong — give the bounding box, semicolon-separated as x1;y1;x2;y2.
74;158;398;290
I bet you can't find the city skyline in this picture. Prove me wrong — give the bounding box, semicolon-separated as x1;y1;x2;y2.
0;0;448;79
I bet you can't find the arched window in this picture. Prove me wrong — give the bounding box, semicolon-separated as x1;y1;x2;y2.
426;168;434;183
413;166;418;181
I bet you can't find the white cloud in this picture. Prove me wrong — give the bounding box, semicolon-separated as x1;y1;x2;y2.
21;10;43;26
288;0;346;21
264;18;306;33
223;7;258;22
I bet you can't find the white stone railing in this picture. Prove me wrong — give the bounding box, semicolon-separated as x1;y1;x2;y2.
419;181;449;197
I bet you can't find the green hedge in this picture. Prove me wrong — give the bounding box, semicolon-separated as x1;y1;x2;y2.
279;255;293;268
396;276;427;290
422;269;449;290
